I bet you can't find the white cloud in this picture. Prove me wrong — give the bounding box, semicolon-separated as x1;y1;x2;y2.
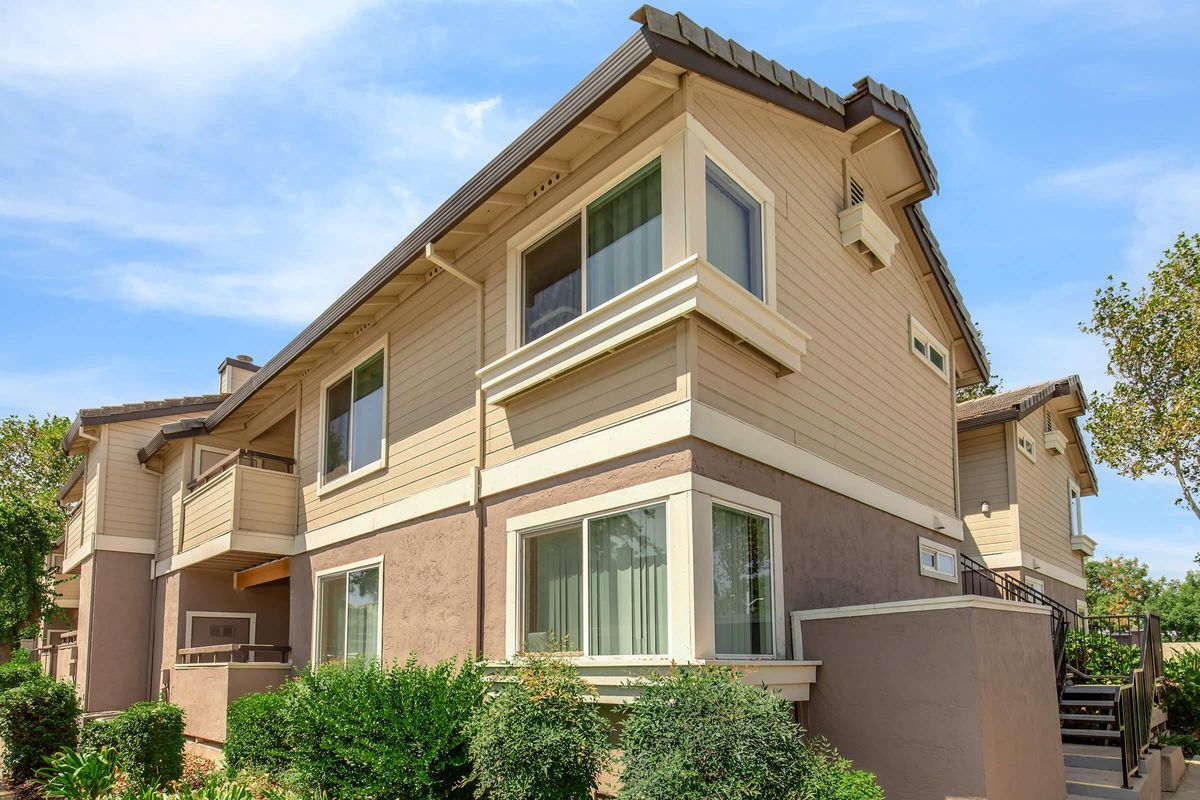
1094;526;1198;580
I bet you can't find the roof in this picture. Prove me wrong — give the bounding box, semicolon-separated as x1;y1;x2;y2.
137;417;209;464
62;395;225;454
956;376;1085;429
202;5;988;433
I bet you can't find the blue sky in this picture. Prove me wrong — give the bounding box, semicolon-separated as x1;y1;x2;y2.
2;1;1197;576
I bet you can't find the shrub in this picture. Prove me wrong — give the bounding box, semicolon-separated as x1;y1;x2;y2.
1162;648;1200;735
37;748;120;800
0;676;81;783
795;737;884;800
466;654;611;800
1065;630;1140;681
285;656;485;799
0;648;44;692
1158;731;1200;757
224;689;293;775
81;701;185;789
618;665;808;800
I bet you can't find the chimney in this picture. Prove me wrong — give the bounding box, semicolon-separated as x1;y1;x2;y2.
218;355;259;394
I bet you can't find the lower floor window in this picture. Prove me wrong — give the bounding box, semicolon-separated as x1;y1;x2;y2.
523;503;667;656
918;537;957;582
712;504;774;656
318;562;381;663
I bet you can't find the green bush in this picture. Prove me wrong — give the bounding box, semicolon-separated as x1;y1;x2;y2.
285;656;485;799
225;689;293;775
1162;648;1200;736
37;747;120;800
795;737;884;800
0;675;81;783
0;647;44;692
466;654;611;800
1065;630;1140;681
1158;731;1200;758
80;701;184;789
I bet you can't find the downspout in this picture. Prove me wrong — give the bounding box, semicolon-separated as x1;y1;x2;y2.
423;243;487;656
141;462;163;700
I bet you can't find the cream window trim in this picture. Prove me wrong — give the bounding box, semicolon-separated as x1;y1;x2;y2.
193;445;233;481
503;111;778;353
503;472;785;663
316;335;389;497
483;254;810;404
909;315;949;381
183;611;257;650
311;555;385;668
1024;576;1045;594
1016;424;1037;463
918;536;957;583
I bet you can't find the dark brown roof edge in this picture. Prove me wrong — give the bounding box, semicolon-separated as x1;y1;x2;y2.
55;459;86;505
62;397;224;454
137;418;209;463
218;357;260;374
957;376;1082;432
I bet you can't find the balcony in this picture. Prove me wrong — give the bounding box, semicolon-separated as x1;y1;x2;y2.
169;645;293;748
64;507;84;560
178;450;298;570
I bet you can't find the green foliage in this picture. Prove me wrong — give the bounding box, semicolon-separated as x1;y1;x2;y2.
224;689;293;775
465;654;611;800
284;655;485;800
0;493;67;641
955;322;1003;403
0;414;77;510
1085;556;1165;618
1162;648;1200;736
81;702;185;789
618;665;807;800
795;737;884;800
38;748;120;800
1065;630;1140;681
1158;731;1200;758
0;646;44;691
0;675;81;783
1149;572;1200;641
1081;232;1200;520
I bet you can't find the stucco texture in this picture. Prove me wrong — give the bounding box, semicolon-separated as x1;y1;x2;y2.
170;663;292;744
81;550;153;713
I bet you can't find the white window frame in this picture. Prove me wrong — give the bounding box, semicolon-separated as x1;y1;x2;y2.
1016;424;1037;463
193;444;233;481
918;536;957;582
49;553;64;574
316;335;389;496
1068;478;1083;538
311;555;385;666
909;315;950;381
504;473;785;663
1076;599;1088;616
504;112;777;353
184;610;258;662
1024;576;1046;594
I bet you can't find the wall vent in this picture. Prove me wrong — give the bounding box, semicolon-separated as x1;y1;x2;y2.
209;625;235;638
849;177;865;207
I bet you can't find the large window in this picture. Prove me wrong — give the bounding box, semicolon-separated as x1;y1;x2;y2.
323;349;385;484
705;158;763;299
522;159;662;343
522;502;667;656
712;504;773;656
317;561;382;663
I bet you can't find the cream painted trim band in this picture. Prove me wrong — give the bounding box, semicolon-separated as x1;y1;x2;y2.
792;594;1051;622
95;535;157;555
976;550;1087;590
152;531;295;579
173;662;294;672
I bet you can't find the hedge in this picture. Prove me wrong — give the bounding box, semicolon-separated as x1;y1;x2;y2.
225;689;293;775
80;701;184;788
0;675;80;784
0;648;43;692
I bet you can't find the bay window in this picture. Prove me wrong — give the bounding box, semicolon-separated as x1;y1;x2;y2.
322;347;386;485
522;502;667;656
705;158;764;299
317;560;382;663
712;504;774;656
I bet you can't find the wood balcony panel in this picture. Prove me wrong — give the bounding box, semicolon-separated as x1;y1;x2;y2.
179;462;298;571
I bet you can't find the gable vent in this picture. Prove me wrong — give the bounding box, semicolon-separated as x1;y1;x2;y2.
849;177;865;207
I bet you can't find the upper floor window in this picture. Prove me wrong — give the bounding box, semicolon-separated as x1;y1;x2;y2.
522;159;662;343
317;559;382;663
322;346;386;486
1016;426;1036;462
705;158;763;299
909;316;949;380
712;504;773;656
522;502;667;656
1069;479;1083;538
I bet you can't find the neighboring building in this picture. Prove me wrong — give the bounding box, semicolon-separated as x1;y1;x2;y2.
46;8;1159;799
958;376;1098;611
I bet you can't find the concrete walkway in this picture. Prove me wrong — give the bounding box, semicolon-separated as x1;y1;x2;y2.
1172;760;1200;798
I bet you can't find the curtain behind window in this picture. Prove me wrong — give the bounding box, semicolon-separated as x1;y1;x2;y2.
524;218;583;343
712;504;773;655
523;527;582;652
705;159;763;299
346;567;380;659
587;503;667;656
586;159;662;308
318;573;347;663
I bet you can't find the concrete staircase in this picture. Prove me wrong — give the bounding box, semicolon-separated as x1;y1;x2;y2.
1064;744;1160;800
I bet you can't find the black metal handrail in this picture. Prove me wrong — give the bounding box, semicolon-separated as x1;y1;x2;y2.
1104;613;1162;788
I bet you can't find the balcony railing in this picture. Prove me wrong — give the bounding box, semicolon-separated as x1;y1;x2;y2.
64;506;84;558
177;643;292;664
188;449;295;492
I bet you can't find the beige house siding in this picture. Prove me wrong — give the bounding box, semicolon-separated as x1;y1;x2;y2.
157;445;186;560
100;419;166;541
688;81;957;515
1014;423;1084;576
959;425;1015;556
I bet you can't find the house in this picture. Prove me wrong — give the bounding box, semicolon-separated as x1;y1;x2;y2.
46;8;1164;799
958;376;1099;612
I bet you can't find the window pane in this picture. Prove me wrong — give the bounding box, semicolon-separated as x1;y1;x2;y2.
913;337;927;357
928;347;945;372
524;217;582;343
587;503;667;656
346;567;380;660
324;376;352;481
350;352;385;472
712;504;773;655
920;550;936;569
197;449;227;475
705;159;763;299
586;159;662;308
936;552;955;575
318;574;347;663
523;526;582;652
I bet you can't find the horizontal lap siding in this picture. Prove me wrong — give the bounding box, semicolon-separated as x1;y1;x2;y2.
181;472;235;551
101;419;166;540
691;84;956;515
958;425;1015;556
157;447;185;560
1015;428;1083;575
235;469;298;536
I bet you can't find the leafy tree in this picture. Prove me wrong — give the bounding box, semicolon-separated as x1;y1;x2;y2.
0;414;76;511
1085;556;1165;617
1150;571;1200;641
956;323;1003;403
1080;232;1200;520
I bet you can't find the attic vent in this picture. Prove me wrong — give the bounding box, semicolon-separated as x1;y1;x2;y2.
1044;407;1053;433
849;178;865;207
529;172;563;200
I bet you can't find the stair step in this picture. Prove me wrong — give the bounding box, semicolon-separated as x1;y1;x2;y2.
1062;728;1121;740
1065;766;1138;799
1063;685;1120;696
1061;699;1116;709
1061;713;1116;724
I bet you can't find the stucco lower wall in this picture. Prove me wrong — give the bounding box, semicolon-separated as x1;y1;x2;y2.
83;550;153;713
797;600;1066;800
1011;567;1086;611
170;664;293;744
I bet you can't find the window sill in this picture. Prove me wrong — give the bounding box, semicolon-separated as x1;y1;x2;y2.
920;565;958;583
479;255;812;404
1070;534;1096;556
316;460;387;498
